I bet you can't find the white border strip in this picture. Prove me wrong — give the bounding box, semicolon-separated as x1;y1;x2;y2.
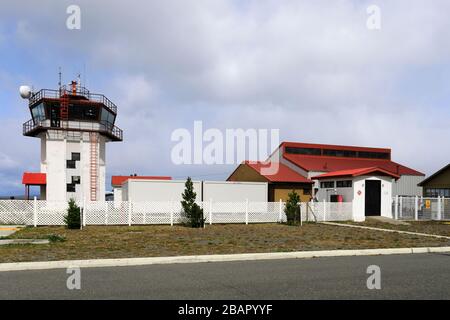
1;247;449;272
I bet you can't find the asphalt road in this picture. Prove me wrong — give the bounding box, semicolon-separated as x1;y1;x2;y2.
0;253;449;299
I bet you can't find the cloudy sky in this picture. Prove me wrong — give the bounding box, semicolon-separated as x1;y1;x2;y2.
0;0;449;196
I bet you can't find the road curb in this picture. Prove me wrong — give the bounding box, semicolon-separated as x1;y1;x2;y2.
1;246;450;272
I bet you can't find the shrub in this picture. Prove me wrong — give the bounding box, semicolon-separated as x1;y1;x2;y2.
47;234;66;243
64;199;81;229
181;177;205;228
284;190;301;225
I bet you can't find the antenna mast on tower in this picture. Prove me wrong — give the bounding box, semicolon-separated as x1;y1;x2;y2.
58;67;62;95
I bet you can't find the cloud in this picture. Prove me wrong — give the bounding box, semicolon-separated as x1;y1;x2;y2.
0;153;18;170
0;0;449;195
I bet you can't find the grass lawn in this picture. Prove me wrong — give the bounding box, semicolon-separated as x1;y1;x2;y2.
344;220;450;237
1;223;449;263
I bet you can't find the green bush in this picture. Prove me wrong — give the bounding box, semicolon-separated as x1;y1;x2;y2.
181;177;205;228
284;190;301;225
64;199;81;229
47;234;66;243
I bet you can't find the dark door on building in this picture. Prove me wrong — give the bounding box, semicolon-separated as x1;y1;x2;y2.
365;180;381;216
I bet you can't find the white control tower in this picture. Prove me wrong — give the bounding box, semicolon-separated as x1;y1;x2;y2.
21;81;123;202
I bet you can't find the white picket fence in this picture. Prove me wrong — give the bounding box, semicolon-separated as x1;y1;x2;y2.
0;199;355;226
392;196;450;220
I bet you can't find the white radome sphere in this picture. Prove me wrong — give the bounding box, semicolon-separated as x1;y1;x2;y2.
19;85;32;99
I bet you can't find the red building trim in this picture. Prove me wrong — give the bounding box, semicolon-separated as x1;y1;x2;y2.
112;175;172;187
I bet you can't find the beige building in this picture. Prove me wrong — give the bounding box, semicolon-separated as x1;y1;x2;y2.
418;163;450;198
227;161;313;202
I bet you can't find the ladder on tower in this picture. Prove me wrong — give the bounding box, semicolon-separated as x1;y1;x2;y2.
60;92;69;129
89;132;99;201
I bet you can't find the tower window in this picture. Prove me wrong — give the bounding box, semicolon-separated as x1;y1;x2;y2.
67;184;76;192
72;176;81;184
72;153;81;161
67;160;76;169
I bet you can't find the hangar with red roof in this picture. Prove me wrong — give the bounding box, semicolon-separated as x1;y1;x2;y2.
267;142;424;196
228;141;424;217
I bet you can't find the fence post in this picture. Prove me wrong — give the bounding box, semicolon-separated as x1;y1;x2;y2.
414;196;419;220
299;202;303;226
82;198;86;227
399;196;403;219
278;199;283;223
209;198;213;225
33;196;37;227
394;195;398;220
323;199;327;222
105;201;109;225
437;196;442;221
245;199;249;225
170;200;174;226
128;201;132;226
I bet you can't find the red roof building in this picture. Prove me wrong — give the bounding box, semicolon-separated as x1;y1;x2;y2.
278;142;423;176
111;175;172;187
227;161;313;202
311;167;400;180
22;172;47;200
240;161;313;183
263;141;424;197
22;172;47;185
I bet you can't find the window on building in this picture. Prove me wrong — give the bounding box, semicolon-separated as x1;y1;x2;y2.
72;176;81;184
66;184;76;192
31;103;46;122
72;153;81;161
323;149;357;158
320;181;335;189
101;108;116;126
336;180;352;188
68;103;99;121
426;188;450;198
66;160;76;169
357;151;390;159
285;147;321;156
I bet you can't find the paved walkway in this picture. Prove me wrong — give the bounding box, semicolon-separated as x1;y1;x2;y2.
321;221;450;240
367;216;410;226
0;226;22;238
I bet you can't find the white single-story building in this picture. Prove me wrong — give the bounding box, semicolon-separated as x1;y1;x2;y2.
111;175;172;202
312;167;400;221
112;175;268;203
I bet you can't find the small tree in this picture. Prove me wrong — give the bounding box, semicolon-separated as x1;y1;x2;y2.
284;190;301;225
181;177;205;228
64;198;81;229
